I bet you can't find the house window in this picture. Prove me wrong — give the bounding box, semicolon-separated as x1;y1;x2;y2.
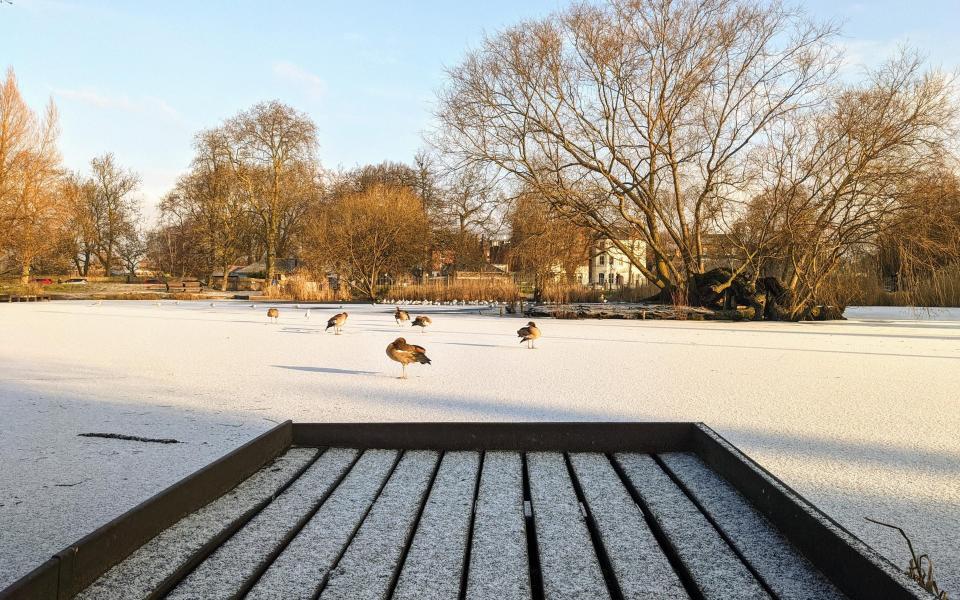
616;274;623;286
610;256;616;266
598;272;605;284
599;255;605;265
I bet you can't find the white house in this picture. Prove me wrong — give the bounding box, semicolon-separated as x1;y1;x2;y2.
579;239;646;288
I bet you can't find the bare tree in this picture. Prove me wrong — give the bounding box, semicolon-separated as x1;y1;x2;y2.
162;127;254;289
116;223;147;283
509;188;592;300
426;159;505;272
80;153;140;277
436;0;840;299
733;51;958;316
61;173;99;275
304;184;429;300
225;101;319;281
0;67;63;283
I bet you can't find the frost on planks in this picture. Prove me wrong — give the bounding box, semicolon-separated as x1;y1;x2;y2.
166;447;359;599
392;451;481;600
319;450;440;600
568;452;689;599
614;453;771;600
465;451;532;600
246;449;399;600
75;448;319;600
658;452;846;600
526;452;611;600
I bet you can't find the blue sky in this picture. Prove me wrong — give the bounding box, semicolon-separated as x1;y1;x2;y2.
3;0;959;221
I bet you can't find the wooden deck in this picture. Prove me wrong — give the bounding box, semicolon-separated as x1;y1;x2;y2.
75;448;844;600
1;422;931;600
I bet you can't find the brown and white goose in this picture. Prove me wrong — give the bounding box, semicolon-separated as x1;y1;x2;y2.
394;307;410;327
325;311;348;335
411;315;432;332
266;308;279;324
386;337;431;379
517;321;541;349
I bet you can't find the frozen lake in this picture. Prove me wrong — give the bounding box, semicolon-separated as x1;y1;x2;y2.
1;301;959;593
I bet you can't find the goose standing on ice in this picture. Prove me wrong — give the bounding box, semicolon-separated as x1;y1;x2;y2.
326;312;348;334
411;315;432;332
394;306;410;327
517;321;541;349
386;337;431;379
267;308;279;324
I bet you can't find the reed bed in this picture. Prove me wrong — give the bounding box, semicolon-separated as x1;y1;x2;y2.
386;278;520;303
827;263;960;307
262;270;347;302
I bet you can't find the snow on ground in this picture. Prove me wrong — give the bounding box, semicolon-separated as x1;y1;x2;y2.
1;300;959;593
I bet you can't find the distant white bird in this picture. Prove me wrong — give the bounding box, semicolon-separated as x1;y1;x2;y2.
155;301;161;307
304;309;311;319
209;302;215;308
175;300;180;305
295;304;301;309
250;303;256;309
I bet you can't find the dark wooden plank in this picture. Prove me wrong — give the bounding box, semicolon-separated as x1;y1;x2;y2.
659;452;846;599
569;453;689;599
292;422;694;452
392;451;481;600
527;452;611;600
318;450;439;600
165;448;359;599
614;453;770;600
50;420;293;600
690;425;929;600
464;452;531;600
0;557;59;600
245;449;399;600
74;448;318;600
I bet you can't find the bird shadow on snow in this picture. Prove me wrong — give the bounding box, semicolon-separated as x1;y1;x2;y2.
272;365;378;376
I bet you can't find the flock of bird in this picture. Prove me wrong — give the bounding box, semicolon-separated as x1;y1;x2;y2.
293;304;540;379
380;299;504;307
90;299;542;379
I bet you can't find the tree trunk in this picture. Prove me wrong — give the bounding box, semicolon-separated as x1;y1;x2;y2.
20;258;31;285
220;263;230;292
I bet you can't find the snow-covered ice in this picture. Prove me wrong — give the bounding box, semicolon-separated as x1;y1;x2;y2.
1;301;959;593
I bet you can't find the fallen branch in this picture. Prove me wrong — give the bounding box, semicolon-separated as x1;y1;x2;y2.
78;432;181;444
54;479;89;487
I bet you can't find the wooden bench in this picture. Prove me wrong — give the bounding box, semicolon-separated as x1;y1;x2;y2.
166;280;204;293
1;294;49;302
1;423;931;600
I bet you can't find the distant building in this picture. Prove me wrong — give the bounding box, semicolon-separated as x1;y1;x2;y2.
579;239;647;288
